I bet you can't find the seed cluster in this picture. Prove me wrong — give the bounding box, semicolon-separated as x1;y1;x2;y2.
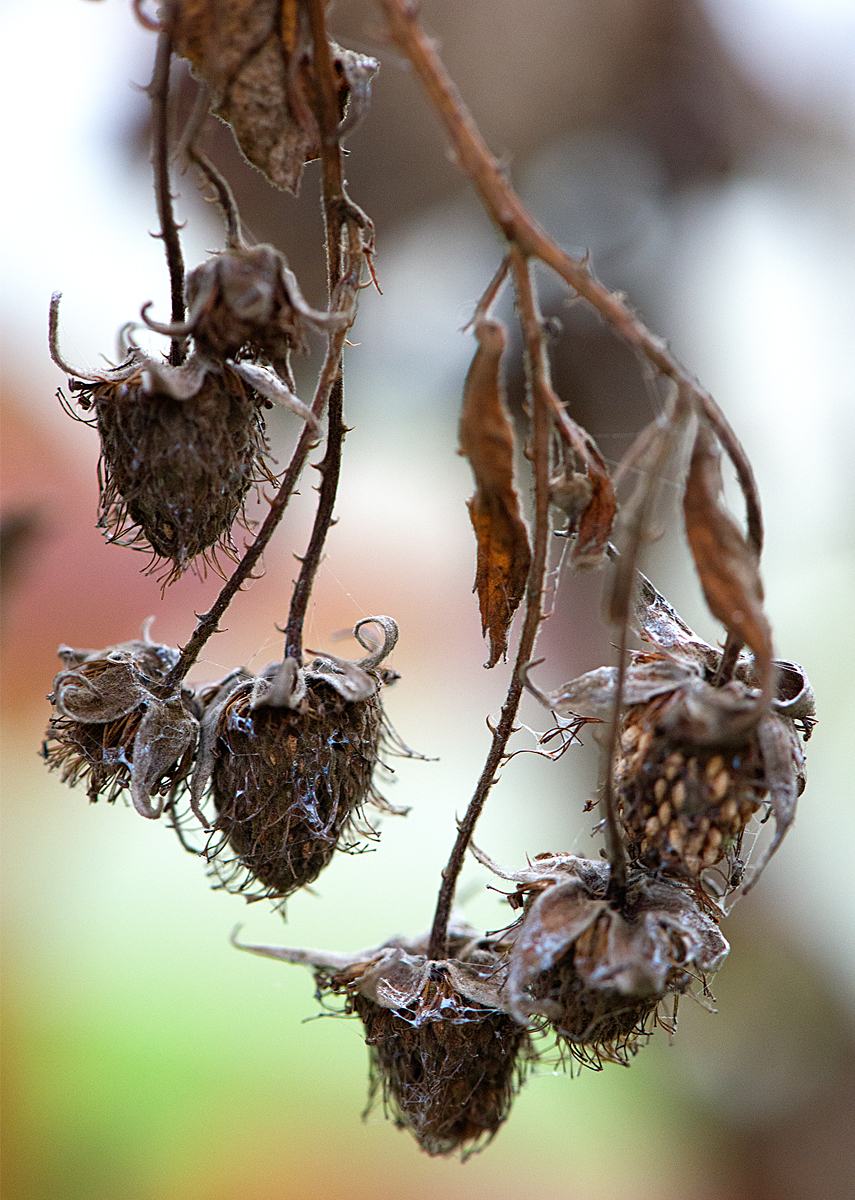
616;699;766;877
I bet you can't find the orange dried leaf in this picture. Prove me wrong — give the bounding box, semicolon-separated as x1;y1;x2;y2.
459;320;531;667
683;419;773;685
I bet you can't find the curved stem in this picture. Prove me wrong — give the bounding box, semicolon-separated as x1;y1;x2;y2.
147;28;186;366
427;248;551;961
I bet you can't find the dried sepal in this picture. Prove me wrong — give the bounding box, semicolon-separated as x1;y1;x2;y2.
141;243;351;390
478;851;728;1066
233;924;531;1157
526;577;815;890
166;0;378;194
191;618;403;904
459;318;531;666
42;631;199;819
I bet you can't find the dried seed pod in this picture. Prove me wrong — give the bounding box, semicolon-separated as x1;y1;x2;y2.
233;925;530;1158
526;573;815;892
41;630;199;819
475;850;728;1067
192;617;403;903
49;295;309;581
141;243;351;390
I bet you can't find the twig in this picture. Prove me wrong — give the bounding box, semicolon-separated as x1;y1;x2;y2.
283;376;345;662
427;247;551;961
147;28;186;366
159;315;356;692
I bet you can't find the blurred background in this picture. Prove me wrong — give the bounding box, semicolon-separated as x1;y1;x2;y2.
2;1;854;1198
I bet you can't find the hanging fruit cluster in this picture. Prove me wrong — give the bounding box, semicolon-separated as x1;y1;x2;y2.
43;0;814;1161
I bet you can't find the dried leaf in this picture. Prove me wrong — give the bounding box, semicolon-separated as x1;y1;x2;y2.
683;419;773;688
459;319;531;666
550;406;617;568
167;0;378;194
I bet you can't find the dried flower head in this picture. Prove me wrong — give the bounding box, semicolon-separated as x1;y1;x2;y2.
191;617;403;903
166;0;379;193
527;575;815;891
42;626;199;819
141;243;351;389
49;293;320;580
475;849;729;1067
232;924;531;1158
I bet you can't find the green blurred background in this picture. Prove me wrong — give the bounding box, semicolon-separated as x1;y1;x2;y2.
2;2;854;1198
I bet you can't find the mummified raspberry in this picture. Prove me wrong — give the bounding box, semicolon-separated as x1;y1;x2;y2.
73;362;271;578
232;926;530;1158
41;632;199;819
191;618;401;902
475;850;728;1067
352;971;527;1157
615;700;767;877
525;574;815;891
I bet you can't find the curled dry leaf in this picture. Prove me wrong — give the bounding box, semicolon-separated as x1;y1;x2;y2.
232;923;530;1157
459;319;531;666
525;576;815;891
42;631;199;819
475;849;728;1066
549;405;617;569
190;618;404;905
166;0;379;194
683;418;774;695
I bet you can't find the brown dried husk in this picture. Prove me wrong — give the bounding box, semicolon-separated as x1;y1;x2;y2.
208;677;382;901
73;364;271;578
529;919;659;1068
351;977;529;1158
615;694;767;879
42;648;199;809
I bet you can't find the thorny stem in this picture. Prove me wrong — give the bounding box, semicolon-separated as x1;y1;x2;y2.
147;28;186;366
427;248;552;961
377;0;762;556
276;0;364;661
159;317;356;692
283;376;345;661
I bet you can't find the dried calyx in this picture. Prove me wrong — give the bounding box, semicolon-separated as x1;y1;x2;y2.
190;617;404;904
526;574;815;893
140;242;352;393
474;848;729;1067
42;625;199;819
232;922;531;1158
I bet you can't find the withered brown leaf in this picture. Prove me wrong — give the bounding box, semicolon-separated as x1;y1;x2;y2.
683;419;773;687
550;405;617;569
166;0;377;194
459;319;532;666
